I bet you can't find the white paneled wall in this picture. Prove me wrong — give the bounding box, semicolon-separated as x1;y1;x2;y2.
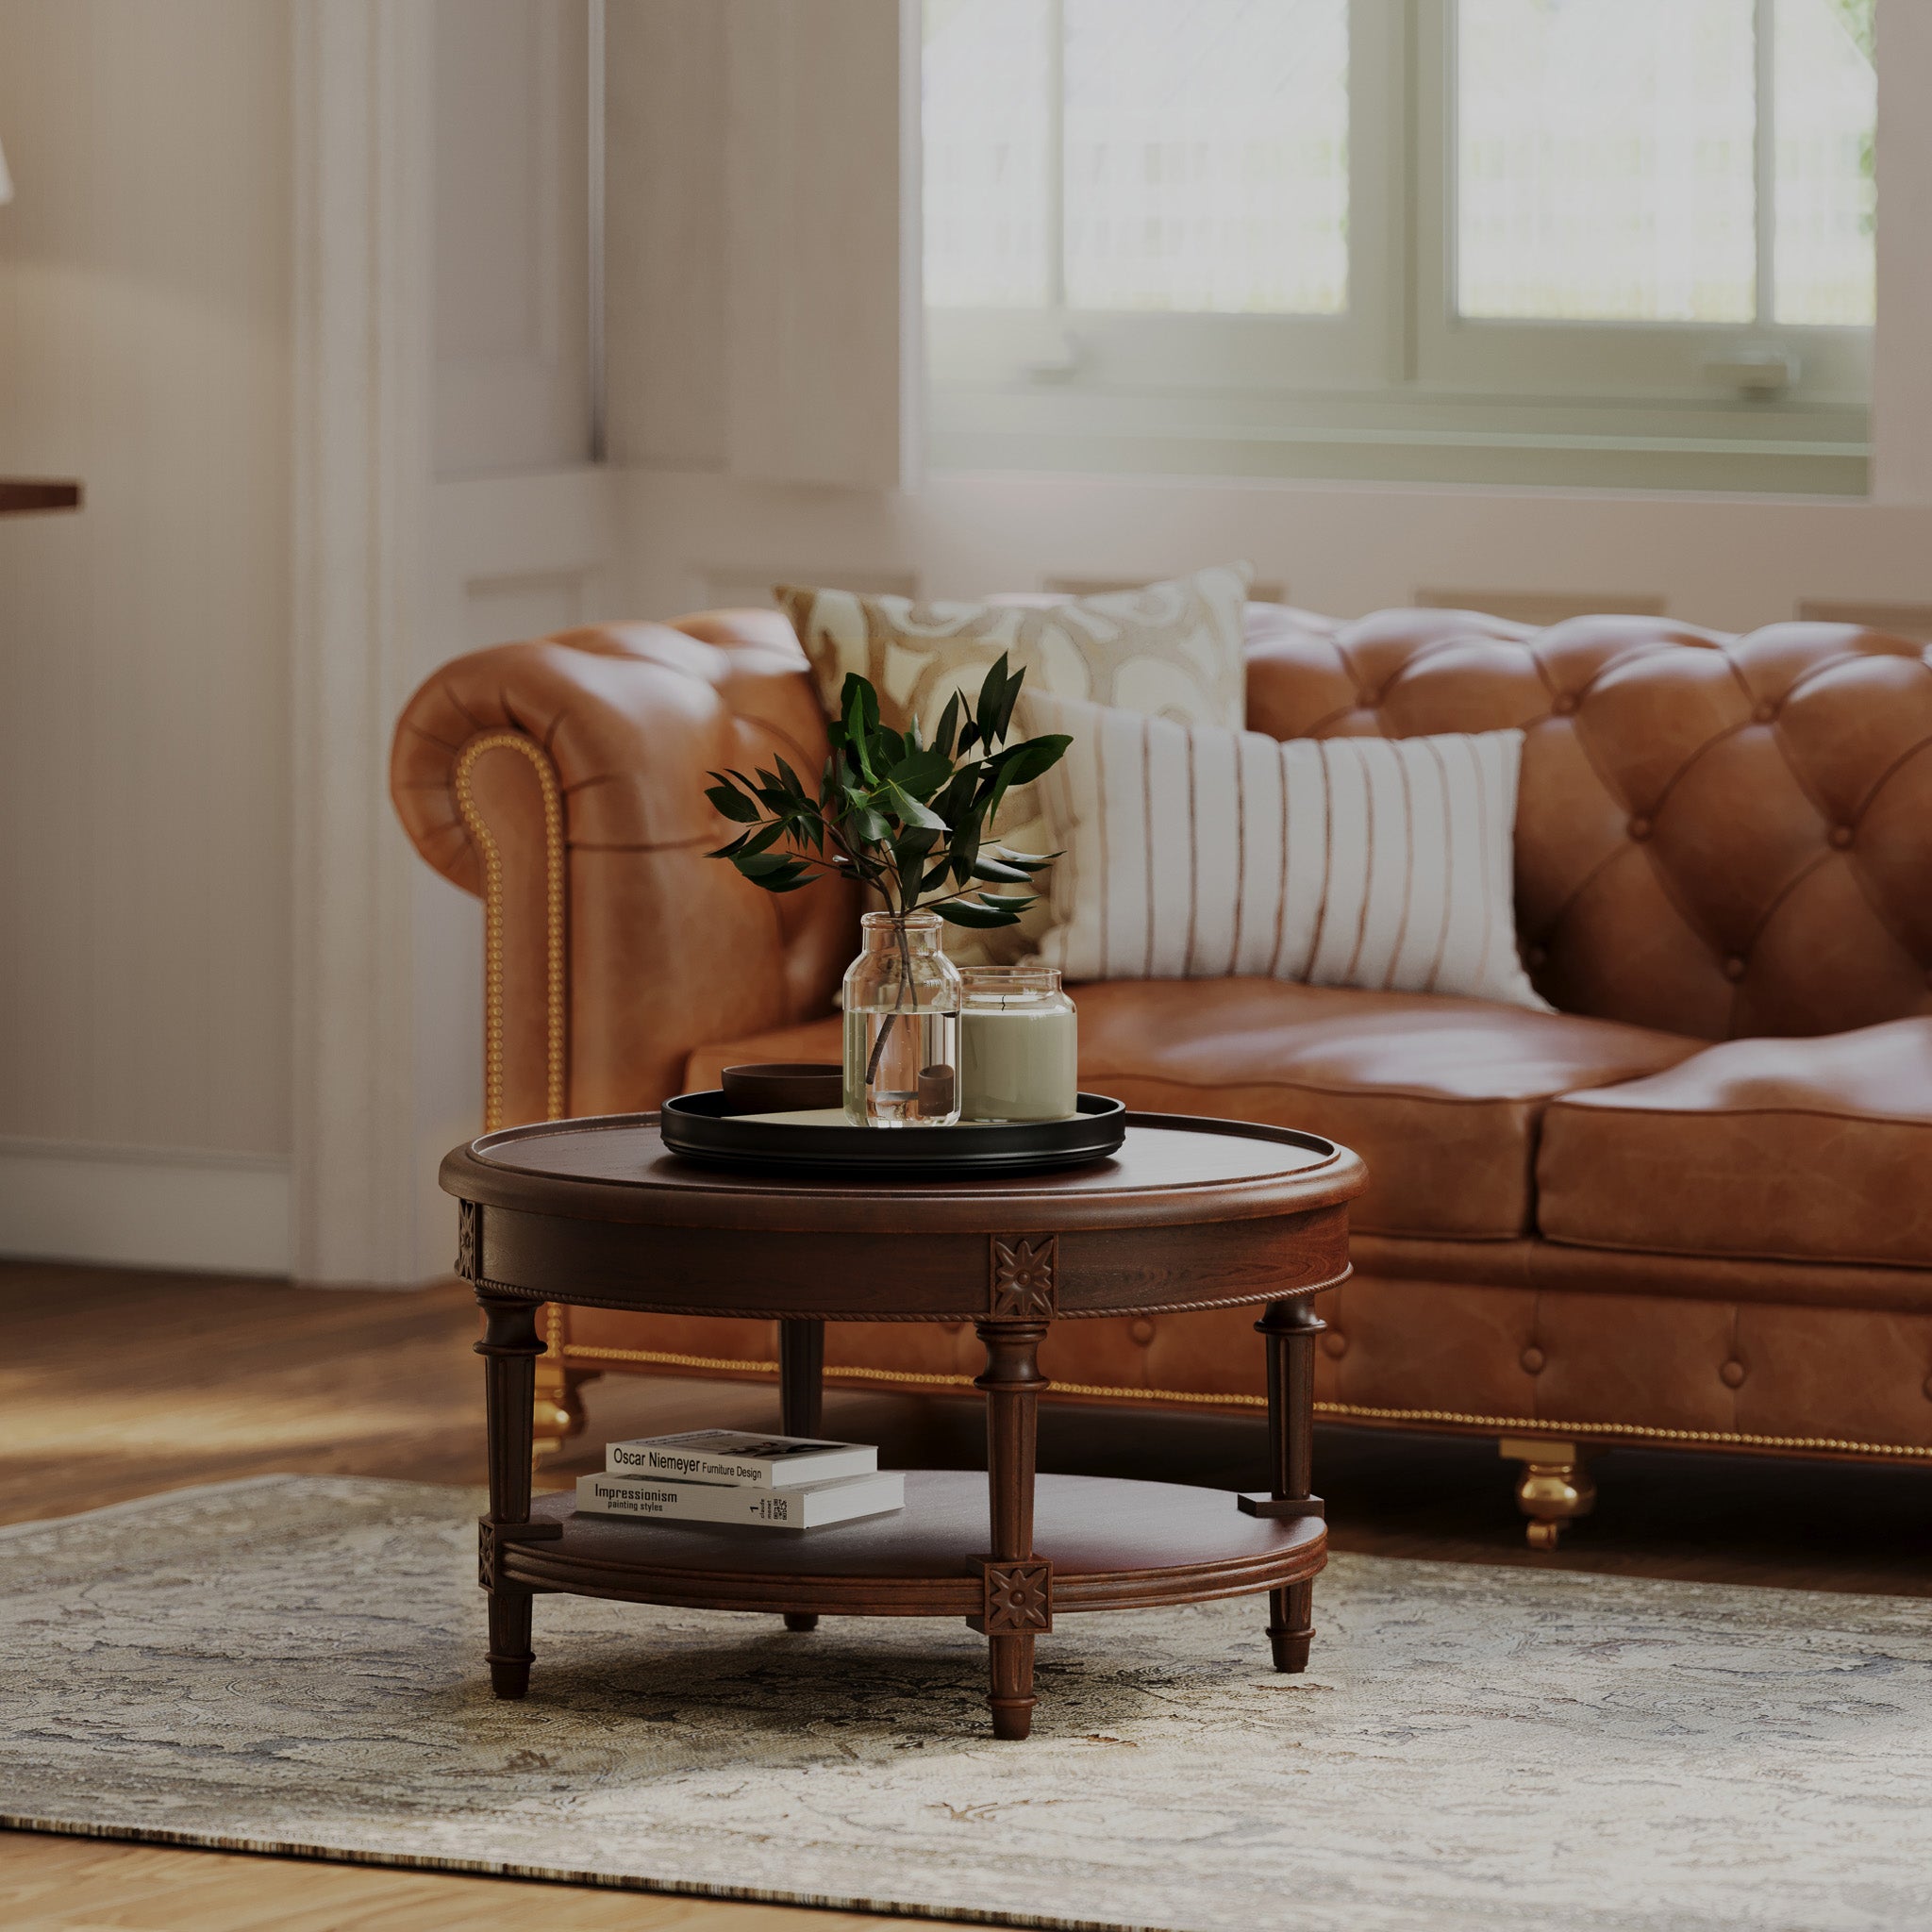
606;0;916;489
0;0;613;1280
0;0;294;1271
433;0;592;477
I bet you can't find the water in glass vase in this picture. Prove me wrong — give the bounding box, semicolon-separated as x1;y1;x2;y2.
844;1008;960;1126
841;911;962;1127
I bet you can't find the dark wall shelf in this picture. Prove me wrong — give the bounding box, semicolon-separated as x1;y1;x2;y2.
0;479;83;515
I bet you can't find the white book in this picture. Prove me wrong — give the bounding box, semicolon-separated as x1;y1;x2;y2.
575;1468;905;1530
604;1428;877;1490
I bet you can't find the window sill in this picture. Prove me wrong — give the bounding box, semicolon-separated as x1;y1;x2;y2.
925;385;1870;497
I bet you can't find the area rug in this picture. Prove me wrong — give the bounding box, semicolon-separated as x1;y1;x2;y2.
3;1478;1929;1932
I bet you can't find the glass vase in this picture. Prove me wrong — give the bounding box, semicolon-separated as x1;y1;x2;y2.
841;911;962;1126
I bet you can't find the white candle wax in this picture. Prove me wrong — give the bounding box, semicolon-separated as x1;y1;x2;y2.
959;1002;1078;1122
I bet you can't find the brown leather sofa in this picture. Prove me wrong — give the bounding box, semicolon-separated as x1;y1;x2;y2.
391;601;1932;1543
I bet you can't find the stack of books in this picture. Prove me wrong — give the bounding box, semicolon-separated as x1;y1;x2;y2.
574;1428;904;1530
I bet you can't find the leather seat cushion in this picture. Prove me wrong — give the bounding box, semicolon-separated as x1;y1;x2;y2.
1538;1017;1932;1269
687;979;1700;1241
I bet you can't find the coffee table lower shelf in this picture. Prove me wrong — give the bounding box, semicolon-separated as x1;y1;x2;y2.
499;1470;1325;1622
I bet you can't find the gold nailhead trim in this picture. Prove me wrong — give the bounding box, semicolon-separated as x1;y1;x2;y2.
555;1346;1932;1458
455;732;568;1399
452;732;567;1131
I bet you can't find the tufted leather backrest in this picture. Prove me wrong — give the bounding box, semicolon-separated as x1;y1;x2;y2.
1242;604;1932;1041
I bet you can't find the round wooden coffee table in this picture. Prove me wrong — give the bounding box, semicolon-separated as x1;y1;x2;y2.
441;1109;1365;1740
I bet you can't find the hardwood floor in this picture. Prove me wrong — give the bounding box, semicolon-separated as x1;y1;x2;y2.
0;1836;944;1932
6;1259;1931;1928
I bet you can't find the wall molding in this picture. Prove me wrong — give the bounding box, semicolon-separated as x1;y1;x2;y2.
291;0;434;1284
0;1138;291;1275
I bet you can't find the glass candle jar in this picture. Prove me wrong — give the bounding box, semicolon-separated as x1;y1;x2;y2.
958;965;1078;1123
841;911;962;1127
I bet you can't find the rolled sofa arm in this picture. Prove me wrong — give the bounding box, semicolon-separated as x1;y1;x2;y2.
391;610;858;1127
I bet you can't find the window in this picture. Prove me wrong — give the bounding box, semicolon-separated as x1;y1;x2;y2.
924;0;1875;492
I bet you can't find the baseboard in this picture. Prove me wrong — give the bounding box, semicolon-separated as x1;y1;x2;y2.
0;1138;291;1275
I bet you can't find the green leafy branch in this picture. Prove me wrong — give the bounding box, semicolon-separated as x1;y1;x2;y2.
704;653;1070;931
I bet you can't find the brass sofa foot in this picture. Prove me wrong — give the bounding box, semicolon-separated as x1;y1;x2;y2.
1499;1437;1595;1550
533;1361;594;1466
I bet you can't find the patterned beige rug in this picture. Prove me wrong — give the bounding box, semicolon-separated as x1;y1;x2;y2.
2;1476;1927;1932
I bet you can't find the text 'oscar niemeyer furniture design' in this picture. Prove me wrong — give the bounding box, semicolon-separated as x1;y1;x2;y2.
392;601;1932;1544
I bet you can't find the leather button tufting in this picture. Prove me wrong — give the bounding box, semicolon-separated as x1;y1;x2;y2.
1526;944;1549;968
1321;1330;1348;1359
1924;1373;1932;1402
1520;1345;1546;1374
1551;692;1578;716
1829;824;1855;849
1627;816;1652;841
1753;701;1777;724
1723;956;1747;981
1128;1318;1156;1345
1721;1359;1747;1389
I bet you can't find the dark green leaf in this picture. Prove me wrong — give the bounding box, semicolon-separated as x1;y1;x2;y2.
932;691;961;758
929;767;978;825
990;846;1058;874
991;658;1028;742
883;783;947;833
846;802;891;845
738;820;791;858
999;732;1072;785
970;855;1030;883
734;850;801;879
973;654;1009;749
840;672;881;735
937;897;1024;929
704;779;763;824
841;680;876;782
891;831;940;884
886;745;954;799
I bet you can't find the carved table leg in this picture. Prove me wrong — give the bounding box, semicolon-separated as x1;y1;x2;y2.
780;1318;825;1632
974;1319;1052;1740
475;1291;551;1698
1247;1297;1325;1673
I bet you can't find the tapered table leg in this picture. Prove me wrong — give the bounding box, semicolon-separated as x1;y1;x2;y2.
1256;1296;1324;1673
475;1290;555;1698
974;1320;1051;1740
780;1318;826;1632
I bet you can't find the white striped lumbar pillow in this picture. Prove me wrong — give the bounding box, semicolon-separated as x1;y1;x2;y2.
1021;688;1551;1010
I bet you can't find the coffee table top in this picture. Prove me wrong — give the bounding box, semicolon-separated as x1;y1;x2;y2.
442;1108;1365;1236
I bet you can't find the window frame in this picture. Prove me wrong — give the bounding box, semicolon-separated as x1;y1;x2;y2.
1410;0;1871;407
925;0;1400;397
923;0;1873;492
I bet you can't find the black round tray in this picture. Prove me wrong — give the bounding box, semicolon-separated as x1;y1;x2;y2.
659;1090;1128;1176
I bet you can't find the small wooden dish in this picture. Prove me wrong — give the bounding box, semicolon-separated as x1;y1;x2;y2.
720;1063;845;1111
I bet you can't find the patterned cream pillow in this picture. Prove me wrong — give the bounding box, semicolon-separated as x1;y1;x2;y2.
775;565;1252;960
